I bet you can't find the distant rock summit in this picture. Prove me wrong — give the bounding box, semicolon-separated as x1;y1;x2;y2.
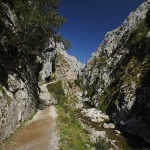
57;43;84;78
82;0;150;143
39;42;84;83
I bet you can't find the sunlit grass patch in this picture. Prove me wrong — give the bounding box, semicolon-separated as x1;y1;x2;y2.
56;106;92;150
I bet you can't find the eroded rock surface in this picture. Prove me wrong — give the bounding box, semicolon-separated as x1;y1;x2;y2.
82;0;150;143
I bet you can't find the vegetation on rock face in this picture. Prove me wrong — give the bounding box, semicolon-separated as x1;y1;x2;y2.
96;9;150;119
126;21;148;54
95;138;109;150
7;96;11;106
87;75;99;99
47;80;65;105
74;77;84;89
56;53;70;68
96;57;107;68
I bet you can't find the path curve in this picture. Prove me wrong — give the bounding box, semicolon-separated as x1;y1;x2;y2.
0;106;59;150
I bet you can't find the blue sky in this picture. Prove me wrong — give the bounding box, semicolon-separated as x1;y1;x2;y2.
58;0;144;64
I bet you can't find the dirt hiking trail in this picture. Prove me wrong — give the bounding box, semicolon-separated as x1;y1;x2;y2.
0;106;59;150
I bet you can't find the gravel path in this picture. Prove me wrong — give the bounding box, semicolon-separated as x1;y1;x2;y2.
0;106;59;150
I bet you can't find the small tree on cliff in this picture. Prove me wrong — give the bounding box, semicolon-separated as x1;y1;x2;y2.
0;0;70;60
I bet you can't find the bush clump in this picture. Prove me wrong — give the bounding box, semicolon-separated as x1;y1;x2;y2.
47;80;65;105
95;138;109;150
47;80;92;149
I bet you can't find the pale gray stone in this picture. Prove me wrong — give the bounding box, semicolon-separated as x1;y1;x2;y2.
114;130;121;135
82;1;150;144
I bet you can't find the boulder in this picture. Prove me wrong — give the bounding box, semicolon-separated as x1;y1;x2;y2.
114;130;121;135
103;123;115;129
108;123;115;129
103;123;110;129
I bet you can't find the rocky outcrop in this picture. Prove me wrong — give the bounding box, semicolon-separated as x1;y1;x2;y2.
38;42;84;83
79;108;120;149
38;47;57;83
57;43;84;78
55;52;74;80
0;3;39;141
0;59;39;141
83;1;150;143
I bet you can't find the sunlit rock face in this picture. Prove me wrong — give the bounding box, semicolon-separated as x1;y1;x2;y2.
39;41;84;82
57;43;84;79
38;47;57;83
0;61;39;141
82;1;150;143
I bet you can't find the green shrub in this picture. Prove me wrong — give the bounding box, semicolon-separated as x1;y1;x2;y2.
108;63;115;70
0;1;66;61
96;57;107;68
95;138;109;150
0;87;6;95
74;77;83;87
47;81;65;105
101;79;105;84
126;21;148;53
7;96;11;106
67;80;73;88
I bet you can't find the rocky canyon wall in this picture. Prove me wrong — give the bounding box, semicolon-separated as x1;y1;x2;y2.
0;3;41;141
83;0;150;143
0;57;39;141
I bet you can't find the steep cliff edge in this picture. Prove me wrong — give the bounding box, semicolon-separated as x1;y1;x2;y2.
0;37;83;142
0;3;39;141
0;1;64;142
0;55;39;141
83;1;150;143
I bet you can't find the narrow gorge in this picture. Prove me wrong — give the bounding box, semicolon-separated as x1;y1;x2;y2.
0;0;150;150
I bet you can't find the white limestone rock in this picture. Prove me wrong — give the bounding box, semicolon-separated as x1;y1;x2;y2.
57;43;85;78
103;123;110;129
82;0;150;144
114;130;121;135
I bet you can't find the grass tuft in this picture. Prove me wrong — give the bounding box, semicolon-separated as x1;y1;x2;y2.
47;80;92;149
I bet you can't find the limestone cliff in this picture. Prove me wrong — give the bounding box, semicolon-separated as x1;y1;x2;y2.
0;3;40;141
0;57;39;141
39;42;84;82
57;43;84;79
83;1;150;143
